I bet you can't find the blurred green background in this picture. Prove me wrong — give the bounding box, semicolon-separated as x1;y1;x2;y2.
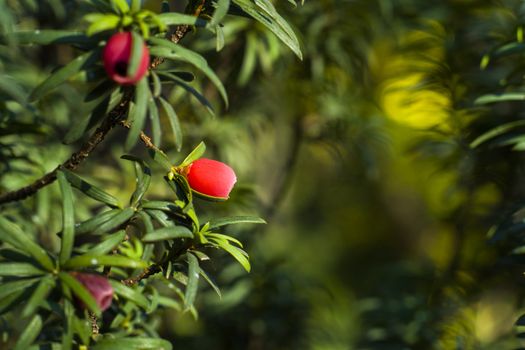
4;0;525;349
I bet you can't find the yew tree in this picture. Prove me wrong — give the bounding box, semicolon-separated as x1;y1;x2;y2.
0;0;302;348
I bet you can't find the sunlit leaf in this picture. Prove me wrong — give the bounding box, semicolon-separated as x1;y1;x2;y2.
208;216;266;230
210;238;250;272
86;230;126;255
206;233;243;247
210;0;231;27
474;92;525;105
111;0;130;14
470;120;525;148
63;254;147;269
85;14;120;36
142;226;193;242
92;336;172;350
157;13;207;27
0;262;44;276
110;280;150;309
181;141;206;166
232;0;302;59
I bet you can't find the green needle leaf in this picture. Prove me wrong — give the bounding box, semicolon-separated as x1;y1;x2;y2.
63;254;147;269
13;315;43;350
232;0;302;59
127;31;145;78
29;50;98;102
210;238;251;272
86;230;126;255
142;226;193;242
184;252;199;309
0;262;45;276
157;12;208;26
91;336;172;350
75;208;121;235
121;155;152;205
22;276;55;318
58;171;75;264
62;169;121;208
2;30;91;45
148;97;161;145
210;0;230;27
208;216;266;230
0;278;40;300
125;77;149;151
91;207;135;236
110;281;150;309
0;217;55;271
181;141;206;166
159;97;183;151
149;38;228;106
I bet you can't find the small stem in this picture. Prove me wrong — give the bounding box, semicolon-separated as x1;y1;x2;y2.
121;264;162;286
88;311;99;336
118;120;164;153
122;244;189;286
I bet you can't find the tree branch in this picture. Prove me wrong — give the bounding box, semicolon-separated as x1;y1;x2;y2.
122;244;189;286
0;25;192;205
0;93;131;204
121;264;162;286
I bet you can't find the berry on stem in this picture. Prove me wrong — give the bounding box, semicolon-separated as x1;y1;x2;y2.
185;158;237;199
72;272;114;311
103;32;150;85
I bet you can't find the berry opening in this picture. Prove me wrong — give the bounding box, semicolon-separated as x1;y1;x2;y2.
102;32;150;85
100;294;113;310
114;61;128;77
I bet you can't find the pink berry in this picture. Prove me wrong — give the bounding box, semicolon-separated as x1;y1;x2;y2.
186;158;237;199
72;272;114;311
102;32;150;85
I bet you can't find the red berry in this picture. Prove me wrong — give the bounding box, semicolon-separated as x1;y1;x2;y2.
103;32;150;85
186;158;237;199
72;272;114;311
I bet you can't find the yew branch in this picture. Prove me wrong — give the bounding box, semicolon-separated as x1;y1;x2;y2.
0;25;191;205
